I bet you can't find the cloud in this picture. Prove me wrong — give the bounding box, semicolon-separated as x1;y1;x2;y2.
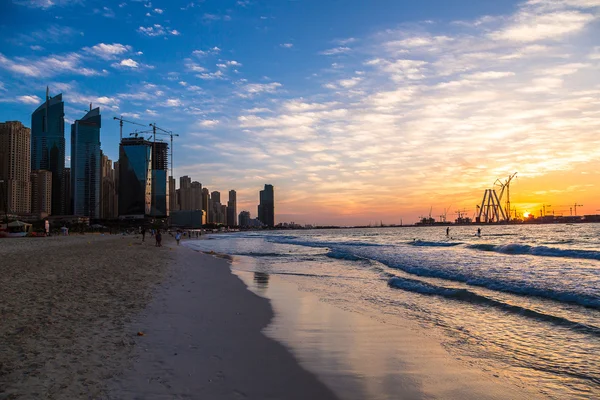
165;98;183;107
16;95;42;104
196;70;225;80
30;45;44;51
112;58;139;68
83;43;132;60
192;47;221;57
154;8;163;14
319;46;352;56
238;82;282;97
0;52;105;77
198;119;219;127
138;24;180;37
280;43;294;48
12;0;81;8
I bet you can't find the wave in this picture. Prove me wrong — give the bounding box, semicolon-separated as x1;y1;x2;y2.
467;243;600;260
388;277;600;336
407;240;463;247
266;237;386;248
326;250;366;261
232;252;292;258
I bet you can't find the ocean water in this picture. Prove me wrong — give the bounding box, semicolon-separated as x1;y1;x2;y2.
185;224;600;399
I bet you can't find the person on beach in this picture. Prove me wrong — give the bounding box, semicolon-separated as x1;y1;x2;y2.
477;227;481;236
446;227;450;237
155;230;162;247
141;227;146;242
175;231;182;245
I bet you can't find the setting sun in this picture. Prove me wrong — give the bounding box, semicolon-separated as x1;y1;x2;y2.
523;212;531;218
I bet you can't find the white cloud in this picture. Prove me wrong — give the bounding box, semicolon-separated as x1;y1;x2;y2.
0;52;104;77
12;0;80;8
280;43;294;48
113;58;139;68
146;109;158;116
165;98;182;107
238;82;282;97
154;8;163;14
84;43;132;60
320;46;352;56
138;24;181;37
16;95;42;104
338;77;362;88
170;30;181;36
198;119;219;127
30;45;44;51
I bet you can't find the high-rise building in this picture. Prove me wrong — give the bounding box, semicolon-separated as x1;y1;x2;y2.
211;190;221;224
258;184;275;227
100;154;117;219
62;168;71;215
31;89;65;215
71;107;101;218
191;181;202;210
150;141;169;217
220;204;227;224
118;137;152;218
0;121;31;215
227;189;237;226
30;170;52;217
179;175;192;211
201;188;209;219
238;211;251;227
169;176;178;212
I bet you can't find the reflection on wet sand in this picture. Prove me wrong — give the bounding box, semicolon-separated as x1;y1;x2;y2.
253;272;270;288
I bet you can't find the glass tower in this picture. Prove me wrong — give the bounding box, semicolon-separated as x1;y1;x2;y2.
118;137;152;218
71;107;101;218
31;89;65;215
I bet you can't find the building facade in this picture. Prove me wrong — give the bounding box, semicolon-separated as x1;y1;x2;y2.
71;107;101;218
31;89;65;215
168;176;178;212
238;210;251;227
150;141;169;217
118;137;152;218
179;175;192;211
0;121;31;215
258;184;275;227
227;189;237;226
100;154;117;219
30;169;52;217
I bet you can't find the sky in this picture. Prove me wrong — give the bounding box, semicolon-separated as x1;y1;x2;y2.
0;0;599;225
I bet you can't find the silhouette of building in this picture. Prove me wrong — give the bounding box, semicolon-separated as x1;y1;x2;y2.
0;121;31;215
100;154;117;219
201;188;209;219
31;89;65;215
118;137;152;218
227;189;237;226
191;181;202;210
30;169;52;218
179;175;192;211
168;176;178;212
150;141;169;217
238;210;251;227
71;107;101;218
258;184;274;227
62;167;71;215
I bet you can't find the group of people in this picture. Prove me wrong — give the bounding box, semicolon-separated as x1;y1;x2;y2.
140;227;183;247
446;227;482;237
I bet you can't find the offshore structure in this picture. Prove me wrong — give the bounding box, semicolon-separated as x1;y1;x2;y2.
476;172;517;223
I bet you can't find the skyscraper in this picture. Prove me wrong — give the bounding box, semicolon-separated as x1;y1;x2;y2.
168;176;178;212
30;170;52;217
179;175;192;211
238;210;251;227
100;154;117;219
201;188;209;218
31;89;65;215
71;107;101;218
227;189;237;227
258;184;275;227
62;168;71;215
150;141;169;217
118;137;152;218
191;181;202;210
0;121;31;215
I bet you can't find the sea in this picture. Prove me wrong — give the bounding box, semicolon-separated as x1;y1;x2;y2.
185;224;600;399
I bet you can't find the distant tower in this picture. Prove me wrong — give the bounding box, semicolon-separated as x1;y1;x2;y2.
227;190;237;227
258;184;274;227
118;137;152;218
31;89;65;215
0;121;31;215
71;107;101;218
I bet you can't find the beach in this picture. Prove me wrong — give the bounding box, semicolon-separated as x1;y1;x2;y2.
0;234;336;399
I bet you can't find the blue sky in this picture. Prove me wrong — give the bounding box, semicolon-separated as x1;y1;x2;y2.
1;0;599;224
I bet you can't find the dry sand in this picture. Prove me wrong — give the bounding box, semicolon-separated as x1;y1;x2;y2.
0;234;173;399
0;235;338;399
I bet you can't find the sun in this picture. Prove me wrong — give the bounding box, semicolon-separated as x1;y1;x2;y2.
523;211;531;218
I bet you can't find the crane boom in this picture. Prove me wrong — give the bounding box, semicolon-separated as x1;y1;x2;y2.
113;116;146;140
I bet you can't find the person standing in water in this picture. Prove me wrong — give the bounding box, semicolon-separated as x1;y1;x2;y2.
477;227;481;236
446;227;450;237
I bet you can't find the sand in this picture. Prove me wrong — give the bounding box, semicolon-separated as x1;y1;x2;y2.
0;235;338;399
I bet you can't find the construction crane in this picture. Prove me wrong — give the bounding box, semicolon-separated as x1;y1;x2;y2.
149;123;180;182
114;116;146;140
494;172;517;221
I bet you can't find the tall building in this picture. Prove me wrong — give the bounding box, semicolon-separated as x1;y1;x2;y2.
220;204;227;224
100;154;117;219
30;170;52;217
179;175;192;211
227;189;237;226
31;89;65;215
71;107;101;218
191;181;202;210
62;168;71;215
258;184;275;227
168;176;178;212
201;188;209;219
118;137;152;218
238;210;251;227
0;121;31;215
150;141;169;217
211;191;221;224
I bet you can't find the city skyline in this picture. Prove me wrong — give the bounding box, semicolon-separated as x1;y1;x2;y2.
1;0;599;224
